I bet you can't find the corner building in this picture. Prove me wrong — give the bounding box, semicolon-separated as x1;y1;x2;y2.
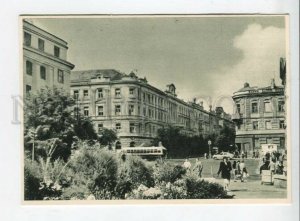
232;80;286;155
71;69;234;149
23;20;75;95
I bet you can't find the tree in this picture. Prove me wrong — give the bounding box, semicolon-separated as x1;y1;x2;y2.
155;125;207;158
24;87;97;161
98;128;118;148
215;125;236;152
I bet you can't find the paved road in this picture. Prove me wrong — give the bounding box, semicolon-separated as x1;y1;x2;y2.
164;157;287;199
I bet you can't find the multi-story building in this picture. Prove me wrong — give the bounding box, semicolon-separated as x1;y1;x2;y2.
70;69;234;149
232;79;286;155
23;20;75;95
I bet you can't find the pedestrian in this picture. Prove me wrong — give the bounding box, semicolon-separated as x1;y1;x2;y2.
183;158;192;173
232;160;237;181
269;159;276;174
239;160;246;182
217;157;232;192
260;160;270;174
241;151;245;159
193;158;203;178
275;161;284;175
241;167;249;182
204;153;207;159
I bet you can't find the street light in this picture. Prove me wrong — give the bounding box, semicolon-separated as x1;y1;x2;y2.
208;139;212;159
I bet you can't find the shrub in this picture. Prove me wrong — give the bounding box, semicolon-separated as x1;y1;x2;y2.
160;179;187;199
115;155;154;199
126;184;161;199
123;155;154;188
153;162;186;184
61;184;90;200
65;148;118;200
185;174;227;199
24;159;42;200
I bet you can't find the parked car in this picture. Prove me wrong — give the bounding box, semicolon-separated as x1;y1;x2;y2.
212;152;234;160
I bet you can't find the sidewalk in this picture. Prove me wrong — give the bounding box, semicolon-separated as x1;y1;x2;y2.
214;179;287;199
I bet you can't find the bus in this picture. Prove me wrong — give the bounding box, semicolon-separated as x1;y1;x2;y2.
119;146;167;158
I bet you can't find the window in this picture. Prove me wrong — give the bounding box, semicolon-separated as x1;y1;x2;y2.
116;123;121;130
236;103;241;113
128;105;134;115
251;102;258;113
138;106;140;115
83;107;89;116
24;32;31;46
97;106;104;116
265;121;272;129
143;93;146;102
266;138;273;144
143;107;146;116
264;101;272;112
97;88;103;98
253;121;258;130
83;90;89;97
115;88;121;97
54;46;60;57
26;61;33;75
73;90;79;99
26;85;31;93
98;124;103;132
280;137;285;149
40;66;46;80
129;87;135;95
278;101;285;112
57;69;64;83
255;138;260;148
115;105;121;115
130;123;135;133
279;120;285;129
38;38;45;51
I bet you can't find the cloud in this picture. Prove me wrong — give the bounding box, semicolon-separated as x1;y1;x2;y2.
199;23;286;113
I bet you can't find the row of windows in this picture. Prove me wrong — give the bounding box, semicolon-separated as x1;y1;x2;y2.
82;104;166;120
237;120;285;130
254;137;285;148
24;32;61;58
26;60;64;83
74;88;169;110
236;100;285;113
97;122;136;133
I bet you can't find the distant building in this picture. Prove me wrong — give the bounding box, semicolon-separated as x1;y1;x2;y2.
232;79;286;155
70;69;234;148
23;20;75;96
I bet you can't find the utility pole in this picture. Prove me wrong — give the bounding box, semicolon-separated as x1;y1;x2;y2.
208;139;212;159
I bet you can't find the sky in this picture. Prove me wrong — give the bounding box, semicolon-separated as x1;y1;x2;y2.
28;16;286;113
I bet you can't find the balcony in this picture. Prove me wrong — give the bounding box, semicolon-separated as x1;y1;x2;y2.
231;112;241;121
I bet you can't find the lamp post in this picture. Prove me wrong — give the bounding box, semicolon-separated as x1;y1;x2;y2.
208;140;212;159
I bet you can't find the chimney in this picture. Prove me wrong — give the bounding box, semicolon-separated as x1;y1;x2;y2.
271;78;275;89
244;82;250;88
200;101;203;107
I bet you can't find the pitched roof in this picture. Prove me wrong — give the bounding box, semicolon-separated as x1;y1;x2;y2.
71;69;125;82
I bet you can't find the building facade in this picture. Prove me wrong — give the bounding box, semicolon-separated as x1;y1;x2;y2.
23;20;75;95
70;69;234;148
232;79;286;155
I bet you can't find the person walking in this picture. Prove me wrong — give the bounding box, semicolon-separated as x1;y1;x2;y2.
217;157;232;192
238;160;246;182
193;158;203;178
183;158;192;173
